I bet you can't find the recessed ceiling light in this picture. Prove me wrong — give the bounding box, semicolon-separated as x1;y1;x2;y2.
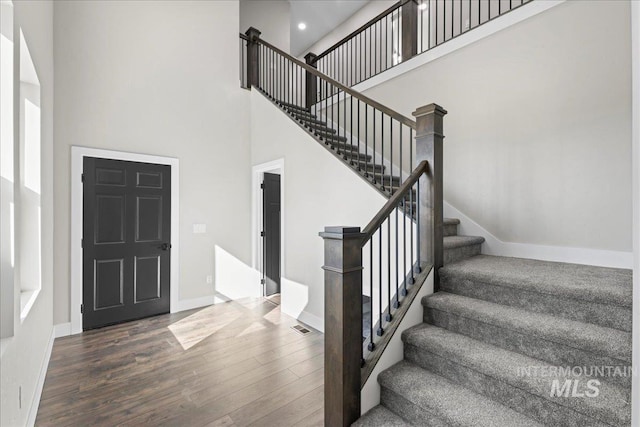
298;22;307;30
418;3;427;10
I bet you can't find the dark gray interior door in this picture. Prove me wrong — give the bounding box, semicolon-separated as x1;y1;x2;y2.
83;157;171;330
263;173;281;296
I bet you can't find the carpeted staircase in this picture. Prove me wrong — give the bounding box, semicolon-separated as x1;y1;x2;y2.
263;94;633;425
354;220;633;426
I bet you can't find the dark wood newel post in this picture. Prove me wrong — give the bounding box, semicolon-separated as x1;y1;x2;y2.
245;27;261;88
320;226;364;427
304;52;318;109
401;0;418;62
413;104;447;290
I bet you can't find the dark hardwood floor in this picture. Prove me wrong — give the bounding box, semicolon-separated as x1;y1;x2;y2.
36;298;324;427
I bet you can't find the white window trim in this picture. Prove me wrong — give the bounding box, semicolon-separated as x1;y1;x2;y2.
70;146;180;335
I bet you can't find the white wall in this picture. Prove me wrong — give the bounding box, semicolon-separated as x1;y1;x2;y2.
357;0;632;254
250;89;389;329
240;0;290;52
53;1;253;325
631;1;639;424
0;0;54;425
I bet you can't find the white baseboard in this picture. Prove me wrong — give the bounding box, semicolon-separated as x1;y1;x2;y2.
27;327;55;427
444;201;633;269
296;310;324;333
175;294;230;313
54;323;71;338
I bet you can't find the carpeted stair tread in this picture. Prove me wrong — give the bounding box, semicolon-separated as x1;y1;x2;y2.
352;405;411;427
378;361;543;427
279;101;310;112
443;218;460;226
443;235;485;249
288;109;317;119
291;114;327;126
402;324;631;426
317;132;348;143
440;255;632;309
423;292;631;364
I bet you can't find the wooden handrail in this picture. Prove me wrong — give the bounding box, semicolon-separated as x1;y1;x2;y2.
313;1;404;62
361;160;428;242
254;37;417;130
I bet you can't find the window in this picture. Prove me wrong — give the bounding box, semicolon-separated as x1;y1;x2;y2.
18;29;42;321
0;0;15;338
0;3;44;333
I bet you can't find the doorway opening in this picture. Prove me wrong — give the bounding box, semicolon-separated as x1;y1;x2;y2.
251;159;285;305
262;172;281;300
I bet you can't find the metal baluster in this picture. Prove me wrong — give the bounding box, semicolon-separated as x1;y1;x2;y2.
358;100;361;170
386;216;392;322
377;227;384;336
389;117;393;192
365;104;369;176
368;241;374;351
373;108;376;183
416;179;421;274
409;182;415;285
436;0;439;45
409;126;415;285
402;186;408;296
381;112;384;189
395;206;399;307
451;0;456;38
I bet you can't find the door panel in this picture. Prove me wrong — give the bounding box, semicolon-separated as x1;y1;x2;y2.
83;157;171;330
263;173;281;296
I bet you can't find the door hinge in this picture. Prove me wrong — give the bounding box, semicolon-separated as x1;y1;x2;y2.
260;279;265;285
81;173;85;183
80;304;84;314
260;183;264;190
81;238;83;248
260;231;265;237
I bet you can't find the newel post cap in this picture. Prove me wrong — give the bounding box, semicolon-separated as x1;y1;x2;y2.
304;52;318;64
319;226;364;240
245;27;261;41
412;103;448;118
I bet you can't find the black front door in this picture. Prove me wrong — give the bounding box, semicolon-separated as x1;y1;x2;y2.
263;173;281;296
83;157;171;330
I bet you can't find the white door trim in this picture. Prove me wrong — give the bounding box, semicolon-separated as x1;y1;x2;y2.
251;159;285;297
70;146;180;335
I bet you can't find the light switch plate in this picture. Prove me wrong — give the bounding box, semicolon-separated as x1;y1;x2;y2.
193;223;207;234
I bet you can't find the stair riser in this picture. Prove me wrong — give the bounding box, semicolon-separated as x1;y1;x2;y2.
444;243;481;264
423;307;631;388
304;123;335;133
341;152;372;162
380;388;450;427
443;224;458;237
440;276;632;333
292;115;326;126
404;344;612;427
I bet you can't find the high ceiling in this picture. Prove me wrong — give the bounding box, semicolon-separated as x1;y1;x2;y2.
289;0;370;56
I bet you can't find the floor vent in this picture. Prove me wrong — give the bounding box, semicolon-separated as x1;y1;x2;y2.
292;325;311;335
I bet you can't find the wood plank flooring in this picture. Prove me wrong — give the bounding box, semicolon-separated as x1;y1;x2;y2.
36;297;324;427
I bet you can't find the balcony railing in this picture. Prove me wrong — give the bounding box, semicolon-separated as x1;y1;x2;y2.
308;0;533;94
